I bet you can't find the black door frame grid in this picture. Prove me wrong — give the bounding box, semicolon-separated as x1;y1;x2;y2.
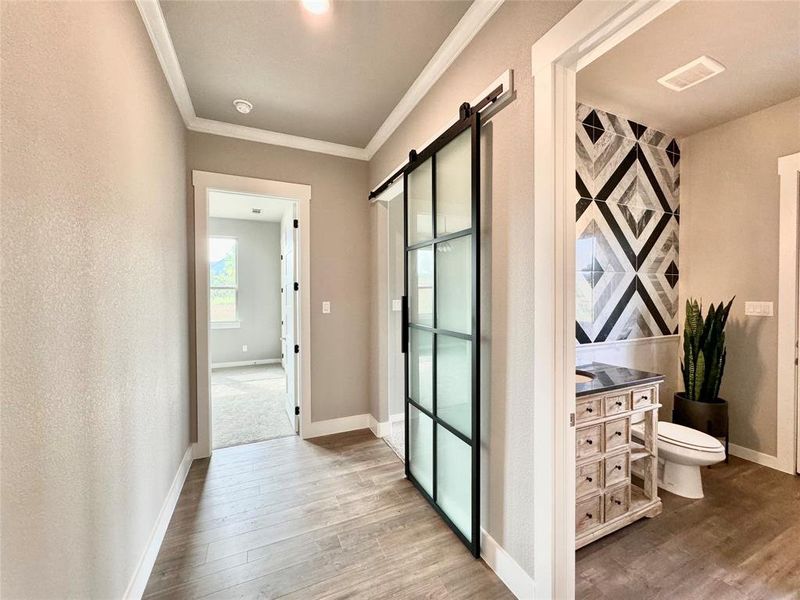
402;104;481;557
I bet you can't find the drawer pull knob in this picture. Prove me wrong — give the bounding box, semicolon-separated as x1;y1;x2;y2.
614;465;622;471
586;407;593;413
586;439;593;445
586;476;593;482
641;396;648;400
586;512;593;519
615;401;622;407
614;431;622;437
613;499;622;505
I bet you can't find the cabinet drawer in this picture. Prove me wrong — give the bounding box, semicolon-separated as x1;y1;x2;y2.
604;483;631;522
604;417;630;452
604;392;630;416
576;460;602;498
632;387;655;409
576;494;602;535
604;451;630;487
576;396;602;423
576;424;602;460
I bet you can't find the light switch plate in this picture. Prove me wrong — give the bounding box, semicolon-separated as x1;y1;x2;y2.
242;345;248;352
392;299;402;312
745;301;773;317
322;301;331;314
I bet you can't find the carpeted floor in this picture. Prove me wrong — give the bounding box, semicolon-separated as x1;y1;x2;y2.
211;364;295;449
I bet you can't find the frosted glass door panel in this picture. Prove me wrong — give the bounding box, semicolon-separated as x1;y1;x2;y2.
408;246;433;327
436;234;472;334
408;159;433;245
436;426;472;540
435;129;472;235
436;335;471;438
409;406;434;496
409;328;433;411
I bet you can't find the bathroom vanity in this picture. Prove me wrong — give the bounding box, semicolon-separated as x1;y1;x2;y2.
575;363;664;549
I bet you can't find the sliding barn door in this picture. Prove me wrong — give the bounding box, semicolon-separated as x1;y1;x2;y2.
403;110;480;556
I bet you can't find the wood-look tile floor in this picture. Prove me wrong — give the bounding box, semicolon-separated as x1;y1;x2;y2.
145;430;512;600
576;456;800;600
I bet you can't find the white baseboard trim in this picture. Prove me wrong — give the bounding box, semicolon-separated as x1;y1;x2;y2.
305;413;371;439
390;412;405;423
728;443;781;471
369;415;391;438
123;445;193;599
480;528;534;599
211;358;281;369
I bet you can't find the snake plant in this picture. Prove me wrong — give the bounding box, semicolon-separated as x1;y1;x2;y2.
681;297;735;403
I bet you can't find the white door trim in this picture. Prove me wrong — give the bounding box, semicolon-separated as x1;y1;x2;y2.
777;152;800;475
530;1;681;596
192;170;312;457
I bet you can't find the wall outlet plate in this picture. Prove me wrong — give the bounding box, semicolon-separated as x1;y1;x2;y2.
322;301;331;314
744;301;773;317
392;299;402;312
242;345;248;352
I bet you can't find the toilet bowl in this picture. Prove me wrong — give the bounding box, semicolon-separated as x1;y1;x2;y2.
631;421;725;499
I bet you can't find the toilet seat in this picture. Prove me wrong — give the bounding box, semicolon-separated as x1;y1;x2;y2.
632;421;723;453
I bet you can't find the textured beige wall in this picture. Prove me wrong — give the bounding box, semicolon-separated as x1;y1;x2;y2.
187;132;371;422
680;96;800;455
0;2;190;598
368;0;579;575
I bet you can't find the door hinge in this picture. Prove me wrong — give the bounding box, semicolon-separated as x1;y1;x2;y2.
294;406;300;416
293;219;299;229
569;413;576;427
294;344;300;354
293;281;299;291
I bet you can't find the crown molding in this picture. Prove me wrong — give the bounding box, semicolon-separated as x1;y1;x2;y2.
135;0;195;124
363;0;505;159
136;0;504;162
188;117;369;161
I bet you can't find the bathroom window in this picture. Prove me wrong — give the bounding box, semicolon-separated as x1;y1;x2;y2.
209;236;238;324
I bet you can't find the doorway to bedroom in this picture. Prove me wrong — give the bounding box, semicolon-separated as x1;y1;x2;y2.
208;190;299;450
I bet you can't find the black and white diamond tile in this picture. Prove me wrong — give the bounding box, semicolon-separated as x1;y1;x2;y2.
576;104;680;344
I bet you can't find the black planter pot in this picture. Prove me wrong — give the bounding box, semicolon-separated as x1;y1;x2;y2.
673;392;729;459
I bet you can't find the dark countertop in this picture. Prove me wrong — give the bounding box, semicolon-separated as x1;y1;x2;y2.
576;362;664;398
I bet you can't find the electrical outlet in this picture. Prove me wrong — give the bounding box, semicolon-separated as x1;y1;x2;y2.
322;301;331;314
392;299;402;312
242;345;248;352
744;301;773;317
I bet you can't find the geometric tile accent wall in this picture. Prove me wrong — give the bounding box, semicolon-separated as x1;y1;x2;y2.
576;103;680;344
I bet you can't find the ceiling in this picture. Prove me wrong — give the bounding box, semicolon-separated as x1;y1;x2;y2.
209;190;294;223
577;1;800;138
160;0;472;148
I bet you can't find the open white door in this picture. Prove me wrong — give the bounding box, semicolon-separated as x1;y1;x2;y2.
281;209;299;433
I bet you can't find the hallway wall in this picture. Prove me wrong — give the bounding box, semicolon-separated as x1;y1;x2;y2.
368;0;579;578
187;132;371;423
0;2;190;598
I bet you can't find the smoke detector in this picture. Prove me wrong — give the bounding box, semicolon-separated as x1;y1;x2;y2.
251;208;262;214
233;99;254;114
657;56;725;92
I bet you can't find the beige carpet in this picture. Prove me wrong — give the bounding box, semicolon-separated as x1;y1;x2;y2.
211;364;295;449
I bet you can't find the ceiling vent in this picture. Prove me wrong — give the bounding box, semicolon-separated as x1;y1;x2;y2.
657;56;725;92
251;208;262;214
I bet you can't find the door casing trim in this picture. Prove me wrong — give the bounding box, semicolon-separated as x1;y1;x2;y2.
192;170;312;457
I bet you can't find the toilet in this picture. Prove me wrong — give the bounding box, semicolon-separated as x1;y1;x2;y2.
631;420;725;499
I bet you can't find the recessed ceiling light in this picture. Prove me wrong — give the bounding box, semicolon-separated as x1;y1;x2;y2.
657;56;726;92
301;0;330;15
233;99;253;114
